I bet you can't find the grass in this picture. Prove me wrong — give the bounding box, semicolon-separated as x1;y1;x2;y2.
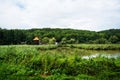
67;44;120;50
0;44;120;80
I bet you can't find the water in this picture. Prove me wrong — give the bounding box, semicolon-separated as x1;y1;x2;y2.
82;50;120;59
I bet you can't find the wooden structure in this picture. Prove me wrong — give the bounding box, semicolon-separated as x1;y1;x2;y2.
33;37;40;45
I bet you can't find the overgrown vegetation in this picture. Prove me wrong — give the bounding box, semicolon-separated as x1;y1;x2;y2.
68;44;120;50
0;45;120;80
0;28;120;45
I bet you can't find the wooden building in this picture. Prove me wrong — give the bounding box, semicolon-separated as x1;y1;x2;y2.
33;37;40;45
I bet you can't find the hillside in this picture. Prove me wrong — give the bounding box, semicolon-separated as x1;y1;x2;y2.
0;28;120;45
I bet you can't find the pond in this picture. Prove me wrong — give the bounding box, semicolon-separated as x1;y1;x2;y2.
82;50;120;59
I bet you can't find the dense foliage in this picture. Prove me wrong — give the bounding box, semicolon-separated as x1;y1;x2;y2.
0;45;120;80
0;28;120;45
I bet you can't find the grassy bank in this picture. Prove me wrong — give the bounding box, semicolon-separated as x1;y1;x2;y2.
0;45;120;80
67;44;120;50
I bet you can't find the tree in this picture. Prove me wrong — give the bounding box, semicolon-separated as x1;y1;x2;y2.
68;38;76;44
109;36;119;43
61;37;67;44
0;29;4;44
41;37;49;44
49;37;56;44
93;38;109;44
0;28;120;45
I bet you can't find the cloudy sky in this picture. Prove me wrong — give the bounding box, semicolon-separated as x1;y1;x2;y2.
0;0;120;31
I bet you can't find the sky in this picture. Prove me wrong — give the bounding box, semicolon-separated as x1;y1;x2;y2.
0;0;120;31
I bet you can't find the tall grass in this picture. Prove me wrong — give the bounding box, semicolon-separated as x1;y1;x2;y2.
0;45;120;80
68;44;120;50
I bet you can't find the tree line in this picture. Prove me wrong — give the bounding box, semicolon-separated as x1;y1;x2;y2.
0;28;120;45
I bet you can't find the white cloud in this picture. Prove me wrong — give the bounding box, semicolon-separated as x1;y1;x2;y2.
0;0;120;31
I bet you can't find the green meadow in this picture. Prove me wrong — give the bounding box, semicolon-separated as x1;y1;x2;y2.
0;44;120;80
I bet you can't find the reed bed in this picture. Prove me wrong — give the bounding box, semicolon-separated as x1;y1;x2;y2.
0;45;120;80
68;44;120;50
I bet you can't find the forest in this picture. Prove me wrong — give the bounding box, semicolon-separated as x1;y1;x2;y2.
0;28;120;45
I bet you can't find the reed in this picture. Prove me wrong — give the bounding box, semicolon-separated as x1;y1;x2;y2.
0;45;120;80
68;44;120;50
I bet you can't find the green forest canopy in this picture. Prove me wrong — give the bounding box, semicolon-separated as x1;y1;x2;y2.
0;28;120;45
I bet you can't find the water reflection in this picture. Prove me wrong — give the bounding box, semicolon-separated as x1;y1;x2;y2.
82;50;120;59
